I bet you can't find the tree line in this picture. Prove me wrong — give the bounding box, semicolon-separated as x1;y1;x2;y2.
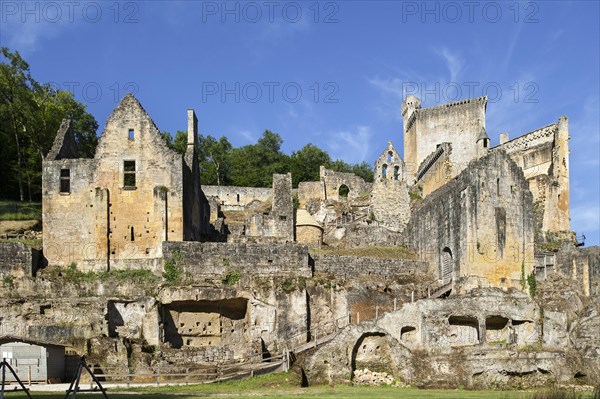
0;48;373;201
160;129;374;188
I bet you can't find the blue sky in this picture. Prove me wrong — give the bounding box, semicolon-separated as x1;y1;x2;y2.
1;1;599;245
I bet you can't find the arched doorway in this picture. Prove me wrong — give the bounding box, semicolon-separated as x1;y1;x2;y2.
338;184;350;198
440;247;453;284
351;332;393;383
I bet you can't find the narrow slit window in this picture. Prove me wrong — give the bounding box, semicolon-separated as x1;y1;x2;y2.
130;226;135;242
128;129;135;140
60;169;70;193
496;178;500;195
124;160;136;188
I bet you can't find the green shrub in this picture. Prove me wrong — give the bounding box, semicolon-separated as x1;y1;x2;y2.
527;273;537;298
223;271;240;286
162;249;184;284
163;260;181;284
281;278;295;293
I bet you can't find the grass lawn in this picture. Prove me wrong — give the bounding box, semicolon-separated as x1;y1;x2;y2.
0;200;42;221
6;373;590;399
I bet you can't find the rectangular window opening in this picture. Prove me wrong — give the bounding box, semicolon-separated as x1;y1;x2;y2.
128;129;135;140
124;160;136;188
60;168;71;193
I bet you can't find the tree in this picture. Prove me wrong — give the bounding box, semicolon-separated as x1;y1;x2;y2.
0;47;37;200
0;48;99;201
230;130;290;187
160;130;187;155
289;143;331;186
198;135;232;185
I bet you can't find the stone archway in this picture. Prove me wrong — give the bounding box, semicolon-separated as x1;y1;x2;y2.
351;332;394;384
440;247;453;283
338;184;350;198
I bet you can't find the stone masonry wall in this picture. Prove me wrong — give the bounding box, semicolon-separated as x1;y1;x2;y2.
0;242;38;277
403;96;487;180
495;117;570;234
416;142;453;197
297;181;325;208
314;254;429;281
201;186;272;210
163;241;312;279
43;94;193;271
405;150;535;288
370;179;411;232
320;166;372;202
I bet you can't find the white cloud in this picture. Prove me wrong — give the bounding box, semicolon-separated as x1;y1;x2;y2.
366;76;405;98
327;125;373;164
436;48;464;83
237;129;257;143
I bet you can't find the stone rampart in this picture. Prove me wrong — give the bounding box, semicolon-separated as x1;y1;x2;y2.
314;254;429;280
163;241;311;279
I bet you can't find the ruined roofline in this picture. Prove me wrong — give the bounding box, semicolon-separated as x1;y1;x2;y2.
412;149;526;208
415;142;450;182
413;95;488;114
45;118;79;161
95;92;182;160
491;119;561;150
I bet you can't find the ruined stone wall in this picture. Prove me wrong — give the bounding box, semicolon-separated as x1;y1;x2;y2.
405;150;535;288
244;174;294;241
43;94;195;271
303;289;587;389
320;166;372;202
201;186;272;211
553;245;599;296
182;109;205;241
314;254;429;281
403;97;487;180
92;94;185;269
495;118;570;234
271;173;294;240
297;181;325;208
374;141;405;182
0;242;38;277
324;223;405;248
163;241;311;279
370;180;411;232
42;158;98;268
415;143;453;197
370;141;411;231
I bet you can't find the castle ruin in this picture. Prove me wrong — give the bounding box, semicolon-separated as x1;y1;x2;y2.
1;92;597;389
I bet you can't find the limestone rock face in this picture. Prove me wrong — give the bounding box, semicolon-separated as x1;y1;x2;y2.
302;288;600;389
